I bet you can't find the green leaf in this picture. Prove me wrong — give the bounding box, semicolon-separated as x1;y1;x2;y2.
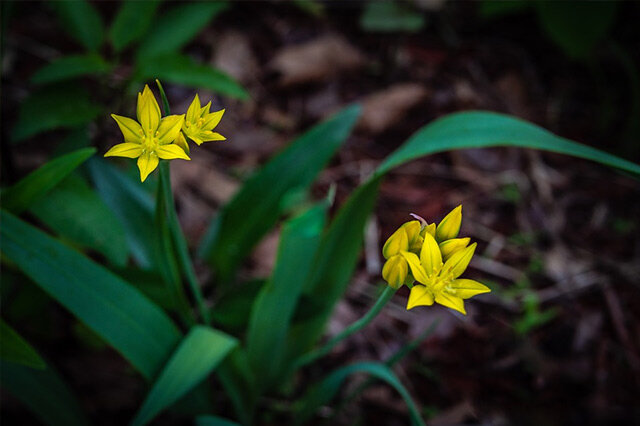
198;105;362;282
479;0;530;19
295;362;424;426
131;326;237;426
360;1;425;33
377;111;640;176
211;280;264;335
29;173;130;267
50;0;104;51
136;1;229;60
246;203;327;390
12;84;102;142
535;1;617;60
1;148;95;214
134;53;248;100
1;361;89;426
30;54;112;85
284;177;381;361
0;210;182;380
196;415;241;426
109;0;162;52
0;320;46;369
87;158;156;268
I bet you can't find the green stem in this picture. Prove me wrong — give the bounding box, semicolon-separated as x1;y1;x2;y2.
294;286;397;368
155;80;211;325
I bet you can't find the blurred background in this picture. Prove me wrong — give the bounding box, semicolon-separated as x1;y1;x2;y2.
2;1;640;424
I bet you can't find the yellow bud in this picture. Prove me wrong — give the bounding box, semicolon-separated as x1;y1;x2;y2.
435;205;462;242
421;223;436;238
382;227;409;259
401;220;422;252
382;255;408;289
439;237;470;261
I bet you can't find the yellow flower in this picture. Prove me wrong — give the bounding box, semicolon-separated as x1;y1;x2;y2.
105;85;189;182
400;232;490;315
435;205;462;242
381;220;423;288
182;94;226;145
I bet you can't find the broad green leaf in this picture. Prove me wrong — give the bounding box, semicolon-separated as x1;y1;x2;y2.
51;0;104;51
134;53;248;100
360;1;425;33
109;0;162;52
246;203;327;390
0;320;46;369
377;111;640;176
0;211;182;379
136;1;229;60
87;158;156;268
535;1;617;60
295;362;424;426
1;361;89;426
1;148;95;214
29;174;129;267
198;105;362;282
12;84;102;142
196;415;241;426
131;326;237;426
30;54;112;85
284;177;381;361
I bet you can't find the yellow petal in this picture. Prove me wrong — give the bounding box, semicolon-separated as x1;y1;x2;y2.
421;223;436;238
408;235;423;253
137;151;159;182
184;131;204;145
104;142;143;158
441;242;476;280
436;205;462;242
399;251;430;284
439;237;470;261
420;232;443;277
137;85;161;133
447;279;491;299
401;220;422;247
382;255;408;289
406;285;434;310
111;114;143;144
175;132;190;155
156;144;191;160
435;292;466;314
186;94;201;123
382;227;409;259
199;130;226;142
202;109;225;130
200;101;212;116
157;115;185;145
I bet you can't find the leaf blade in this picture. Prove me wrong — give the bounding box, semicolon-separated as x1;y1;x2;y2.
0;320;46;370
50;0;104;51
109;0;162;52
31;54;112;85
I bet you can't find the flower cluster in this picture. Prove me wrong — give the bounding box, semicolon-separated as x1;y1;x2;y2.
381;206;490;315
105;84;226;182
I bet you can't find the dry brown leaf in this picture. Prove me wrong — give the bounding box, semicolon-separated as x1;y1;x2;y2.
359;83;429;134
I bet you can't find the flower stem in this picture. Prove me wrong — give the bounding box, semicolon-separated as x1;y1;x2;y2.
294;286;397;368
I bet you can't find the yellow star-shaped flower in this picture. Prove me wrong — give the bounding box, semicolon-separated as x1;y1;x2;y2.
182;94;226;145
105;85;189;182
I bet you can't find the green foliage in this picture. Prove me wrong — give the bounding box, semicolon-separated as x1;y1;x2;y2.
29;174;129;267
109;0;162;52
135;53;249;100
132;326;237;426
196;415;241;426
136;1;229;60
0;211;182;380
360;1;425;33
199;105;361;282
1;148;95;214
12;85;102;142
0;320;46;370
514;292;558;335
30;54;112;85
1;361;89;426
50;0;104;51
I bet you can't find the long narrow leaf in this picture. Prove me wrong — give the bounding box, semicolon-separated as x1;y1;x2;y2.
0;320;46;369
131;326;237;426
246;203;327;390
109;0;161;52
0;211;182;379
1;360;88;426
377;111;640;176
198;105;362;282
196;415;241;426
30;54;112;85
295;361;424;425
50;0;104;51
1;148;95;214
